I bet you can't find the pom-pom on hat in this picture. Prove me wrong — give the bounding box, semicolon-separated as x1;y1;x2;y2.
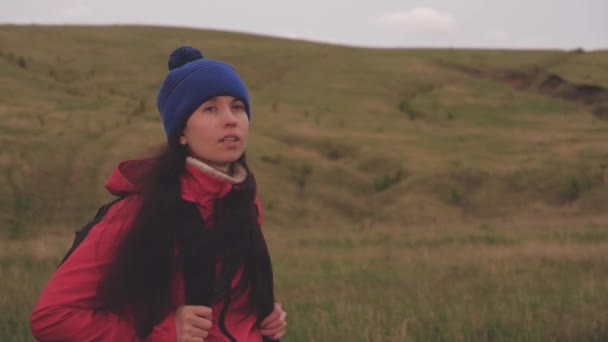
157;46;251;141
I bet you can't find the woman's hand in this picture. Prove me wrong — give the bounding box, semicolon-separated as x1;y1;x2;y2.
175;305;213;342
260;302;287;340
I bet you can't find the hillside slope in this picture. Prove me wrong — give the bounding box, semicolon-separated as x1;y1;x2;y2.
1;25;607;237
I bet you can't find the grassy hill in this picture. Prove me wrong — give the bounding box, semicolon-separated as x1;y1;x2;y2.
1;25;607;340
2;25;608;238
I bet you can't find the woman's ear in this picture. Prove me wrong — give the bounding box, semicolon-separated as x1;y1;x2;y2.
179;134;188;146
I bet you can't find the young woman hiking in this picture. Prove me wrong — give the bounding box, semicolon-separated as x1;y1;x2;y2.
31;46;287;342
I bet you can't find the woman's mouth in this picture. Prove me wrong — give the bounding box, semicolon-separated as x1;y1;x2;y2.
219;134;240;147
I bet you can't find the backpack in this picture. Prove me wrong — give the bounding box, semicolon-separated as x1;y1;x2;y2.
58;198;261;267
58;197;124;267
58;197;222;304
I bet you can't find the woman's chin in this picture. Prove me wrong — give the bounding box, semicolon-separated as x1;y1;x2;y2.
210;154;243;168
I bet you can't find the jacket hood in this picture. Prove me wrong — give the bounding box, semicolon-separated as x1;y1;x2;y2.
104;159;152;197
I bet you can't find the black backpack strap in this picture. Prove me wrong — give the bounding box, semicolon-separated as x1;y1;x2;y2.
58;197;123;267
177;200;277;342
175;201;216;307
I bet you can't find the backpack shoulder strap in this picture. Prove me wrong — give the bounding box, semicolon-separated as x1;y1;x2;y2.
176;201;216;307
58;197;124;267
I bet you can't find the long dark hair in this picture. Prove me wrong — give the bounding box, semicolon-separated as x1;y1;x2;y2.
97;142;275;338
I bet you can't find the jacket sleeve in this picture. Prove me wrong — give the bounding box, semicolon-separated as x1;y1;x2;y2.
30;196;177;342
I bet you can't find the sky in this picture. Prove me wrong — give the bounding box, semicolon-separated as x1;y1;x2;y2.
1;0;607;50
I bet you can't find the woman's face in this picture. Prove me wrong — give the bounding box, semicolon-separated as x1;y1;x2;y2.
179;96;249;172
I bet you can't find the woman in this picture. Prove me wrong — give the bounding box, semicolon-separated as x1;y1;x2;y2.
31;46;287;342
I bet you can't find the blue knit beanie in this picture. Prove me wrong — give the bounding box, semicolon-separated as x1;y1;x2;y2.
157;46;251;141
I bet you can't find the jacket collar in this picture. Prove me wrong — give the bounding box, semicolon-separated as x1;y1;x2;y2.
180;156;247;205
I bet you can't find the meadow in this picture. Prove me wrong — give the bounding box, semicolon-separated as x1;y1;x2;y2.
1;25;607;341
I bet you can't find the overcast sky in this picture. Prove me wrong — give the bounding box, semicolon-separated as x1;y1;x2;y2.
1;0;607;50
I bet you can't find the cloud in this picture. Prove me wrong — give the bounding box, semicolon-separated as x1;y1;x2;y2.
276;32;339;45
371;7;455;33
278;32;304;40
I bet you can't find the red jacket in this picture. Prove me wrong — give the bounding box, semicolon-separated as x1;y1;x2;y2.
31;160;265;341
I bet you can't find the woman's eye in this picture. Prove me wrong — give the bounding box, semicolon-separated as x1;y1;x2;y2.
233;104;245;111
203;106;216;112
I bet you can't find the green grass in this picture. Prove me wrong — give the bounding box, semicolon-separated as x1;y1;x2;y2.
3;221;607;341
549;51;608;88
1;25;607;341
270;220;608;341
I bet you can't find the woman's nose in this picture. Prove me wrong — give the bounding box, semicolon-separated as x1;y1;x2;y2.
223;107;238;126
